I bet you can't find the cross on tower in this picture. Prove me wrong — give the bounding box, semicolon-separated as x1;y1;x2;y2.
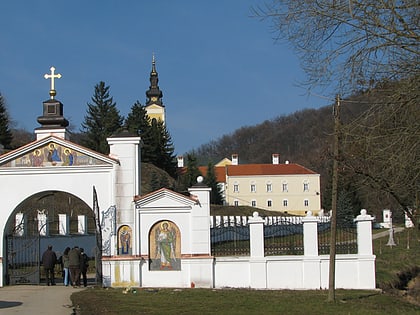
44;66;62;99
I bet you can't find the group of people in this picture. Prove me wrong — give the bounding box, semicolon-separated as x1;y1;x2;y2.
41;245;90;287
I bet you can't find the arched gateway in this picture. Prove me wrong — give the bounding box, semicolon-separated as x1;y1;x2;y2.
0;67;141;286
1;65;214;289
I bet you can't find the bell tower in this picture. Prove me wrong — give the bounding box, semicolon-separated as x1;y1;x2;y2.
145;55;165;123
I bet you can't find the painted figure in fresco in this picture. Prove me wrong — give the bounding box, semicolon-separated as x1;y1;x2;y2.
47;143;61;165
63;148;74;166
156;221;176;269
32;149;43;166
119;226;131;255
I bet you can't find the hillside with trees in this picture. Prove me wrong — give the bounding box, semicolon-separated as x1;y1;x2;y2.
190;81;419;222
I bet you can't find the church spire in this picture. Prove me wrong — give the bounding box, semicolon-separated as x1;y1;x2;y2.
146;54;163;106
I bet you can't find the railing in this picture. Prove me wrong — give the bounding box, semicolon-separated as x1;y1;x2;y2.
210;215;318;257
318;217;358;255
211;216;250;256
210;214;359;257
264;219;304;256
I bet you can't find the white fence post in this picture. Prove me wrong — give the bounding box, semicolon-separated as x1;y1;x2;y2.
248;211;266;288
248;211;265;257
302;211;318;256
351;208;376;289
354;209;374;255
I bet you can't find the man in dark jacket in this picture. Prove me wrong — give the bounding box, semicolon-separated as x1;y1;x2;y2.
41;245;57;286
68;246;81;287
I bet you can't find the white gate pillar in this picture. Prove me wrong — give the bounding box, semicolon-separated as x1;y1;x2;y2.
354;209;376;289
354;209;374;255
302;211;318;256
248;212;266;288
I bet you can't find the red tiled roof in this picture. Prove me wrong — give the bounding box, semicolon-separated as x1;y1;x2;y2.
198;163;317;183
226;163;316;176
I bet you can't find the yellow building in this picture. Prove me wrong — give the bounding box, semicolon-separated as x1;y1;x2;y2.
200;154;321;216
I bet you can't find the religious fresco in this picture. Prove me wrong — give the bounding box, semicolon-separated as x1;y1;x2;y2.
149;220;181;271
118;225;132;255
1;142;108;167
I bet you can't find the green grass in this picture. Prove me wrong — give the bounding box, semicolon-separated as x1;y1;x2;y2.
374;226;420;288
71;227;420;314
71;287;419;315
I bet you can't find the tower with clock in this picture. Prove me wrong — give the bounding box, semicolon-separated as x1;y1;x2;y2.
145;55;165;123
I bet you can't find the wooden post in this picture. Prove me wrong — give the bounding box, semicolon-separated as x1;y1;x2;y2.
328;95;340;302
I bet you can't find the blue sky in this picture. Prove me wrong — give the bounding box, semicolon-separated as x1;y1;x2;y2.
0;1;330;154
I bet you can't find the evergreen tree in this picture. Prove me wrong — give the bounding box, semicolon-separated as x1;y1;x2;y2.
125;101;154;163
81;82;123;154
176;153;201;194
204;161;224;205
0;93;13;149
125;103;177;178
146;119;177;178
336;190;355;228
125;101;151;136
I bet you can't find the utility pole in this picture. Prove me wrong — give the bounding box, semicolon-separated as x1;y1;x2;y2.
328;94;340;302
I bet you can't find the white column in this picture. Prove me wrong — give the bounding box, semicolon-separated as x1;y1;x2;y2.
354;209;374;255
59;214;69;235
78;215;87;235
302;211;318;256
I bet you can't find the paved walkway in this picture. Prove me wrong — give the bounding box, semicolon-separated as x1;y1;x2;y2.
372;226;404;239
0;284;85;315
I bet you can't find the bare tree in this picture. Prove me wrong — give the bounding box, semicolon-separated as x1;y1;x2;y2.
253;1;419;93
254;2;420;301
340;76;419;224
253;1;420;220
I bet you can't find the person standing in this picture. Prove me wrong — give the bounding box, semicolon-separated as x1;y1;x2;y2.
41;245;57;286
79;248;89;287
62;247;71;286
68;246;81;287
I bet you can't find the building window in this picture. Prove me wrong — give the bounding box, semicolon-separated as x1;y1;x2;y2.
234;200;239;206
304;199;309;207
233;184;239;192
283;199;288;207
251;184;256;192
303;181;309;192
251;200;256;207
267;200;272;207
266;183;272;192
282;183;288;192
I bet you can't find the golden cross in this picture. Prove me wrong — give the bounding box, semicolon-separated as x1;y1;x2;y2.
44;66;62;99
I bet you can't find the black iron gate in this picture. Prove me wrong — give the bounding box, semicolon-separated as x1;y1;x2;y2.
6;223;41;285
4;190;97;286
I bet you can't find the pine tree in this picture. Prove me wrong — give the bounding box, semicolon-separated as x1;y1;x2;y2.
125;103;177;178
125;101;154;163
81;81;123;154
336;190;355;228
0;93;13;149
204;161;224;205
176;153;201;194
125;101;151;136
146;119;177;178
